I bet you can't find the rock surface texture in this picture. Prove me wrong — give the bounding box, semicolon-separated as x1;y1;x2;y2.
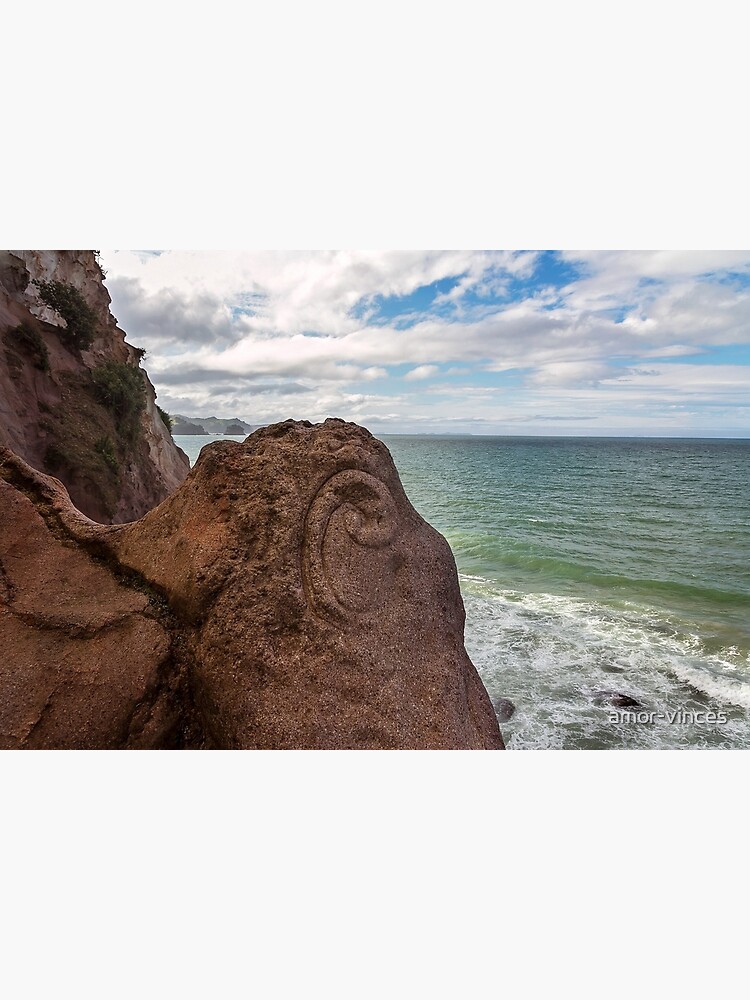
0;420;504;750
0;250;189;522
0;471;182;749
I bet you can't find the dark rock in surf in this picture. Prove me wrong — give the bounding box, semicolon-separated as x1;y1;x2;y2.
593;690;642;709
492;697;516;721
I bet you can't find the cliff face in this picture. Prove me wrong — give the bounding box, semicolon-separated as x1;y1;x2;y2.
0;250;189;523
0;419;505;750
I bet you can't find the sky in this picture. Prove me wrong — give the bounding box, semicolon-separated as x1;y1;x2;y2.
99;250;750;437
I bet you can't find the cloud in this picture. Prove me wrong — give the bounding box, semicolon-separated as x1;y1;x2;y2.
104;250;534;340
404;364;439;381
108;275;242;347
526;361;623;387
100;250;750;434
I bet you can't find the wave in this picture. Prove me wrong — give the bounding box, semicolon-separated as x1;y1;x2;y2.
451;543;749;612
459;576;750;748
666;658;750;710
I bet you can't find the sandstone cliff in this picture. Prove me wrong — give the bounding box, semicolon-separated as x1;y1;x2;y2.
0;419;504;750
0;250;189;522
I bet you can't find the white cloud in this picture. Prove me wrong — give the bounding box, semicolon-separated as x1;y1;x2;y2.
404;364;439;381
103;249;530;341
100;249;750;434
526;361;622;387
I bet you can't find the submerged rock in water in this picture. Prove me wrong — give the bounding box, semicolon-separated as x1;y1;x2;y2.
492;697;516;722
592;690;642;709
0;419;504;750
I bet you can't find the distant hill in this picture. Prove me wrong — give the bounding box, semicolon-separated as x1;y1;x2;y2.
172;419;208;435
172;414;257;435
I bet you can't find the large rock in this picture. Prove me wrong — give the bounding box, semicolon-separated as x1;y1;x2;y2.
0;475;182;749
0;419;504;750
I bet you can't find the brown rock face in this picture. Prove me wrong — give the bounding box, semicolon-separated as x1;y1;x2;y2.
0;250;190;523
0;477;182;750
0;419;504;750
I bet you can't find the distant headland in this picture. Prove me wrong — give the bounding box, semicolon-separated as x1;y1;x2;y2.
171;414;257;435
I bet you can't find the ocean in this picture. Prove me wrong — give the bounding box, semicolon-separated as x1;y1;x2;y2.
175;433;750;749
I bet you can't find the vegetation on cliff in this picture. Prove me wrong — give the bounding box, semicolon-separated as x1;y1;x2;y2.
156;405;173;432
0;250;190;523
43;373;123;518
42;363;149;518
32;279;99;350
91;361;147;442
6;322;50;372
94;435;119;470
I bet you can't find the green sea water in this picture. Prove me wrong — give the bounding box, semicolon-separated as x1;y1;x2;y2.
176;433;750;749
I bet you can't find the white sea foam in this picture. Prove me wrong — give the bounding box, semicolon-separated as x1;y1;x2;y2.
459;574;750;749
666;659;750;710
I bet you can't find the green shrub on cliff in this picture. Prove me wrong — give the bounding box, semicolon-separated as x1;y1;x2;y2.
94;435;119;470
91;361;146;443
156;405;173;432
33;279;98;350
10;322;50;372
43;371;123;519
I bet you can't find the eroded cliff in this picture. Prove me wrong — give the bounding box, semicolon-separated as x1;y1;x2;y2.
0;250;189;522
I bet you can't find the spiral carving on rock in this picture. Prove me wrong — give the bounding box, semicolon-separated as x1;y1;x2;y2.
302;469;399;622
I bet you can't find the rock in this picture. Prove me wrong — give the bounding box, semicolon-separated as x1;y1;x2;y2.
593;690;642;709
0;419;504;750
0;474;183;749
0;250;190;523
107;419;505;749
492;697;516;722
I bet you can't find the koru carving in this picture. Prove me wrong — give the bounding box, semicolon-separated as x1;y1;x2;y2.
302;469;399;622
